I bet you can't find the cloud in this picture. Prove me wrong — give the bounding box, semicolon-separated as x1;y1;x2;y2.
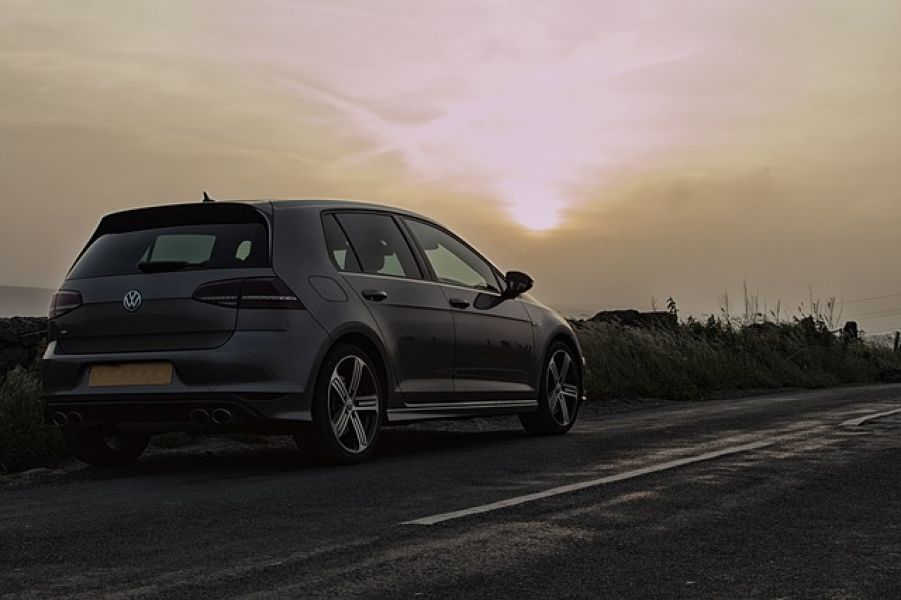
1;0;901;331
246;2;713;228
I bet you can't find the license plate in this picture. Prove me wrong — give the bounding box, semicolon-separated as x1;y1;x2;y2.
89;363;173;387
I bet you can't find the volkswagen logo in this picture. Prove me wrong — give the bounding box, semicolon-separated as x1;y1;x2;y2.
122;289;143;312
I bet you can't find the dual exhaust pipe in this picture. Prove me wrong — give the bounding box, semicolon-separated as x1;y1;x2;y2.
51;411;84;426
51;408;235;426
190;408;234;425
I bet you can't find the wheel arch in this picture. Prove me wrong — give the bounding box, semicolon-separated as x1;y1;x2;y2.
312;324;396;412
543;329;585;386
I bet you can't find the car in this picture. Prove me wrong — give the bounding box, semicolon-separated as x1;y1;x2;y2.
42;199;586;465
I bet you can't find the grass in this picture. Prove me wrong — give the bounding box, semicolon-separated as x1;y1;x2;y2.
0;358;63;474
575;314;901;401
2;306;901;474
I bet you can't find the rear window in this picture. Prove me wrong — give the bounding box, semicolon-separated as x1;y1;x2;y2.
69;223;268;279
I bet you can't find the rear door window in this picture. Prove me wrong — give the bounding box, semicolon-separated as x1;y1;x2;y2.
335;213;422;279
322;214;361;272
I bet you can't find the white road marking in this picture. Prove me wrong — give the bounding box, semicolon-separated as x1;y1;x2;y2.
841;407;901;427
402;440;774;526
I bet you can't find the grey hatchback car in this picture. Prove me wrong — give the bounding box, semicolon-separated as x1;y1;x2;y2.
43;200;585;464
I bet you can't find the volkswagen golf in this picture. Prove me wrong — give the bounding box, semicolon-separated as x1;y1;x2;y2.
43;200;585;464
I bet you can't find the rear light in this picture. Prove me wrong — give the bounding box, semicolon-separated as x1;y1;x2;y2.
238;277;304;309
193;277;304;309
192;279;242;307
49;290;82;318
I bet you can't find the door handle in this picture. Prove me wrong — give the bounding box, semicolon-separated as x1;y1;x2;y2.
361;289;389;302
448;297;470;309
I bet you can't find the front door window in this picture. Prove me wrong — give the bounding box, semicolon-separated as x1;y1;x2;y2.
403;219;500;292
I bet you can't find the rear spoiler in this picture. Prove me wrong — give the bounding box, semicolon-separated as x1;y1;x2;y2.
71;202;271;272
92;202;268;237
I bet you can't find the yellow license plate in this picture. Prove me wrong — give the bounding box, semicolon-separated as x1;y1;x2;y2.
89;363;173;387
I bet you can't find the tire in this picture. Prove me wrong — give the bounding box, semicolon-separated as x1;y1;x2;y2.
519;341;582;435
295;342;384;465
61;427;150;466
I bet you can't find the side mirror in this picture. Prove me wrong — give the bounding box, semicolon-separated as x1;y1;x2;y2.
502;270;533;298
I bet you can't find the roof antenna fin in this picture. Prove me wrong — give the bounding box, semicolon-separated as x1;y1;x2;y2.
202;191;215;203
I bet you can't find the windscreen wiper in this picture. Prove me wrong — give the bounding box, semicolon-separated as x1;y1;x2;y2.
137;260;205;273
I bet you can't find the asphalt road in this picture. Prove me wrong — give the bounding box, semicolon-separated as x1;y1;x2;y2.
2;385;901;599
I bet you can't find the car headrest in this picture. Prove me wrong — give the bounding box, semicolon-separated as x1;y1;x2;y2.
358;237;389;272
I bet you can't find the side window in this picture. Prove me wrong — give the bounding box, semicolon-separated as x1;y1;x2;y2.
322;214;360;272
404;219;500;292
235;240;252;261
335;213;422;279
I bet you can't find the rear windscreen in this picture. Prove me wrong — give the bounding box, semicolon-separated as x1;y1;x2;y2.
69;222;269;279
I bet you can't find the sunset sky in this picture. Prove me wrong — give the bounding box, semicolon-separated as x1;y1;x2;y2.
2;1;901;330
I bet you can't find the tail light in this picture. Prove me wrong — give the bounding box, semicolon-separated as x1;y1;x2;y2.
238;278;303;309
49;290;82;318
192;279;242;307
193;277;304;309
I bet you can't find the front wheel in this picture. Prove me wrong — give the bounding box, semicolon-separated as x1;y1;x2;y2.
295;343;384;465
519;342;582;435
61;427;150;466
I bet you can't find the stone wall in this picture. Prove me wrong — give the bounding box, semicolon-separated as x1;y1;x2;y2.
0;317;48;378
587;310;678;329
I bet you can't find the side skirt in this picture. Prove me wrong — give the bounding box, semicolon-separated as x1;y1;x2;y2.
386;399;538;423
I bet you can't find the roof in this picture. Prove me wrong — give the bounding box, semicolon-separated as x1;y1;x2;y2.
97;198;436;229
253;198;429;219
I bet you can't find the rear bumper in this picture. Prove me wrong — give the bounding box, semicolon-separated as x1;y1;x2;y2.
43;395;303;433
42;324;329;426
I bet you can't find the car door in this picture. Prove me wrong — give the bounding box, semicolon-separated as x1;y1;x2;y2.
401;217;535;403
329;212;456;405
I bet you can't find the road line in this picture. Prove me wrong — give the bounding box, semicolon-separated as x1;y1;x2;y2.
402;439;774;526
841;407;901;427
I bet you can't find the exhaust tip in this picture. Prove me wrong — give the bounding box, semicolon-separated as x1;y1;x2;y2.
210;408;233;425
189;409;210;424
51;411;69;426
67;411;84;425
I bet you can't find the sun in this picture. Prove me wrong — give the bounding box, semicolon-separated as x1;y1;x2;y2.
510;202;561;231
497;179;564;231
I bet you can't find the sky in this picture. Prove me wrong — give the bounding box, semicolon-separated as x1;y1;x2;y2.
1;0;901;331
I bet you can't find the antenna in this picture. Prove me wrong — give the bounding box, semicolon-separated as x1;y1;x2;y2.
202;191;214;203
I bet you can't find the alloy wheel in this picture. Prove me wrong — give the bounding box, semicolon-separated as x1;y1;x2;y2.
327;354;380;454
546;349;579;426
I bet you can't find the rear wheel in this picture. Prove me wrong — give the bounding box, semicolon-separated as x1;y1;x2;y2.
519;342;581;435
295;343;383;465
61;427;150;466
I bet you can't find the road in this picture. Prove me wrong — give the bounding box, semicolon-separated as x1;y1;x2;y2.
2;385;901;599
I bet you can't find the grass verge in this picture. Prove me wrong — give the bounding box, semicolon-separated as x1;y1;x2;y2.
576;316;901;401
0;361;63;473
2;315;900;474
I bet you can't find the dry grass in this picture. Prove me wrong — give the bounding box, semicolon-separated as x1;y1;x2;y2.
575;314;901;401
3;307;900;473
0;361;63;473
